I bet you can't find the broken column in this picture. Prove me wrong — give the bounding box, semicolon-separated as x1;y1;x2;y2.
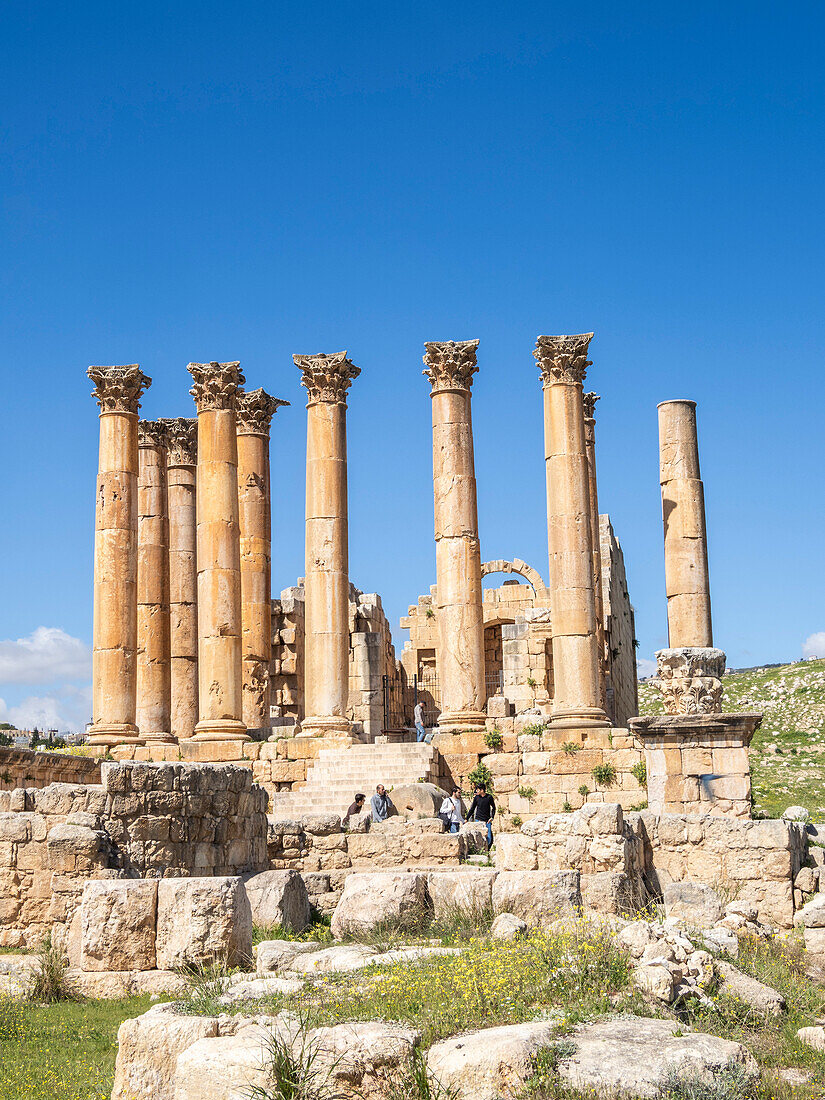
423;339;486;729
163;417;199;740
535;334;609;728
136;420;173;743
295;351;360;739
236;388;289;734
188;361;248;742
87;365;151;746
582;391;609;714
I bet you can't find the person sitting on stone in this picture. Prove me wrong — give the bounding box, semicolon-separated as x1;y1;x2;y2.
439;787;465;833
344;792;366;827
467;782;496;849
370;784;392;823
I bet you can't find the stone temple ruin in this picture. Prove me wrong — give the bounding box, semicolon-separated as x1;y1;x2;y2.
7;332;825;1097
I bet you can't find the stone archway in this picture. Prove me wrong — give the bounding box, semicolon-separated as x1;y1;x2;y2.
481;558;546;592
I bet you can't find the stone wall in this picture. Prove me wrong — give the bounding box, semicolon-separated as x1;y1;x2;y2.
0;747;101;791
600;518;639;727
0;761;268;948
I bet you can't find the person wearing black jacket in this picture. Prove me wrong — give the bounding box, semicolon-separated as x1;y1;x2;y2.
467;783;496;850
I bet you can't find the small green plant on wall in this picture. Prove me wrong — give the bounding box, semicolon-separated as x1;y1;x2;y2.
591;761;617;787
484;727;503;750
520;722;546;738
630;760;647;786
526;676;537;689
562;800;573;813
578;784;590;799
561;741;582;755
517;785;536;801
467;760;494;793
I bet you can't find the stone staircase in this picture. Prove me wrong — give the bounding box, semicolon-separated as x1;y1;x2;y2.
269;742;440;819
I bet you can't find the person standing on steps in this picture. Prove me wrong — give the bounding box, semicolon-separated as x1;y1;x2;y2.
414;701;426;742
370;784;392;823
468;782;496;849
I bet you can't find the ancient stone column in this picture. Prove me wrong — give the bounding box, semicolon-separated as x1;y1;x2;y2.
582;392;608;710
87;365;151;746
136;420;173;742
423;340;486;729
535;334;609;728
295;351;360;738
188;361;248;742
163;417;199;740
236;388;289;734
658;400;713;648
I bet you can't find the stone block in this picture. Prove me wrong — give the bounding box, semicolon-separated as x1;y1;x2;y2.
494;834;539;871
492;870;581;927
156;877;252;969
330;871;429;938
80;880;158;972
427;870;497;920
242;869;311;932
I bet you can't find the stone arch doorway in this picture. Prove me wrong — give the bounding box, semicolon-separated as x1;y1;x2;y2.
481;558;546;592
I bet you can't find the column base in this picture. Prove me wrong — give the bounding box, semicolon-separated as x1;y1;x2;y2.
191;719;249;742
548;706;611;729
86;723;140;747
300;715;352;739
436;710;488;732
138;731;178;745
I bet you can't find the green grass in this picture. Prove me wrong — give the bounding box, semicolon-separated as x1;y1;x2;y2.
0;996;154;1100
639;657;825;818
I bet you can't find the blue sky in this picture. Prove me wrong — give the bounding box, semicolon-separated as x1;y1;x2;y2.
2;1;824;730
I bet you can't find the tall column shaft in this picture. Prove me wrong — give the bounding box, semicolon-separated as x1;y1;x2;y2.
164;418;198;740
188;361;247;741
136;422;172;741
87;365;151;746
295;352;360;738
658;400;712;648
237;390;289;733
424;340;486;729
536;334;609;728
583;393;608;710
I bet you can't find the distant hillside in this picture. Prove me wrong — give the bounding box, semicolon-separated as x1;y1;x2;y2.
638;658;825;819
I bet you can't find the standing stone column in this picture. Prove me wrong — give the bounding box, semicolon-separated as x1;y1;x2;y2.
136;420;173;742
163;418;199;740
236;389;289;734
87;365;151;746
295;352;360;738
188;361;248;742
582;392;608;711
535;334;609;728
423;340;486;729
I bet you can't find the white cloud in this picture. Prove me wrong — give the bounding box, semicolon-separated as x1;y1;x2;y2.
637;657;657;680
803;632;825;659
0;683;92;734
0;627;91;686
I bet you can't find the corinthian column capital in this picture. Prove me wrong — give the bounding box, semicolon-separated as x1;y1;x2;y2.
583;392;600;420
161;418;198;466
294;352;360;405
236;388;290;436
137;419;170;449
87;365;151;414
187;361;245;412
534;333;594;386
422;340;479;393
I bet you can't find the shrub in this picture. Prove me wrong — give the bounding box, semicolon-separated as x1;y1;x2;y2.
562;800;573;813
577;784;590;798
511;815;523;829
247;1019;348;1100
561;742;582;755
629;801;648;812
29;934;73;1003
484;727;503;751
659;1063;752;1100
467;761;494;793
520;723;546;738
526;677;537;689
630;761;647;786
591;762;617;787
517;786;537;801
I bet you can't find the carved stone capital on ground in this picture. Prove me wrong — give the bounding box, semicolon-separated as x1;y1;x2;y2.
161;417;198;466
654;646;727;715
422;339;479;393
534;333;594;386
137;419;170;449
294;351;360;405
236;388;290;435
583;391;600;420
87;364;151;414
187;361;245;412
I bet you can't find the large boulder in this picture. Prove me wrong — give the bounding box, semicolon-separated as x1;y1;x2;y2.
388;783;450;820
490;913;528;941
492;871;581;928
172;1019;287;1100
427;870;497;921
494;834;538;871
426;1022;561;1100
663;881;724;929
330;872;429;939
241;869;310;932
557;1015;757;1097
716;961;786;1016
305;1021;420;1098
255;939;321;976
80;879;158;972
289;944;380;975
111;1004;218;1100
156;877;252;970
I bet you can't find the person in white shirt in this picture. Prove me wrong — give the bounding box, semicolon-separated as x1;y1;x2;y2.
439;787;465;833
414;701;426;742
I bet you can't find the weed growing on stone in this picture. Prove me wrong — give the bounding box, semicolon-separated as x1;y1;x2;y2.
484;727;503;750
28;934;73;1004
246;1019;348;1100
590;762;617;787
384;1047;457;1100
